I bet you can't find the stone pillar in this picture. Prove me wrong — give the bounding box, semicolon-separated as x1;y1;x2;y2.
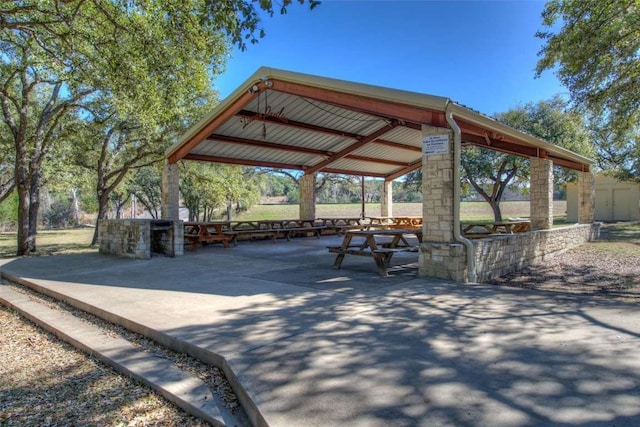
381;179;393;217
530;157;553;230
578;170;595;224
419;128;467;282
162;162;180;220
299;173;316;220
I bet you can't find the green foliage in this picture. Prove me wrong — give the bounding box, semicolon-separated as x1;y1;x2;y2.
497;96;593;185
0;0;319;249
536;0;639;180
462;97;592;221
128;166;163;219
0;190;18;226
180;162;260;221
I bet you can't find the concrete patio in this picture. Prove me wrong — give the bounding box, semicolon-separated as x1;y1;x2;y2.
1;235;639;426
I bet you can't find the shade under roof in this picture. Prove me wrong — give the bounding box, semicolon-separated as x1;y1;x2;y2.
166;67;592;178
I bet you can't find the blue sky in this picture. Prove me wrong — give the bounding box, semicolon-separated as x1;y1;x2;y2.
214;0;564;117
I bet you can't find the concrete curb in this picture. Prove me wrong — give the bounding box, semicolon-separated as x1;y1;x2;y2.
0;270;268;427
0;278;263;427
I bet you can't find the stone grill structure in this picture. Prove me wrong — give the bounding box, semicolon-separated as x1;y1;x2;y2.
98;219;183;260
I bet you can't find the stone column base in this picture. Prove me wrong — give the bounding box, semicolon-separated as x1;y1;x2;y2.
419;242;467;282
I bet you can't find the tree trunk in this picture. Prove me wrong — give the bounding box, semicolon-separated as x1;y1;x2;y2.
16;183;32;256
489;199;503;222
226;199;233;221
28;169;41;237
70;188;80;226
92;193;110;246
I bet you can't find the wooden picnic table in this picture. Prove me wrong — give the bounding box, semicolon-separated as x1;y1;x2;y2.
328;228;422;276
462;220;531;237
318;217;366;234
183;221;232;250
366;216;423;229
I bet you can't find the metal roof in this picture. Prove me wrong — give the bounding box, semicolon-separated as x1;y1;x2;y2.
167;67;593;177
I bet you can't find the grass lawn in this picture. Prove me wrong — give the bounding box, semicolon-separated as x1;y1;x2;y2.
0;201;569;258
0;228;95;258
238;200;567;222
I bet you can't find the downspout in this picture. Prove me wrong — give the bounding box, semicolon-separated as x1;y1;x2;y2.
445;103;477;283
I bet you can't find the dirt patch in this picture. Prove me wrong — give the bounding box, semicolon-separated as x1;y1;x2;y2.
489;222;640;301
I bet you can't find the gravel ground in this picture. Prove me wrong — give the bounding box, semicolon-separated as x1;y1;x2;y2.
0;283;243;427
489;222;640;301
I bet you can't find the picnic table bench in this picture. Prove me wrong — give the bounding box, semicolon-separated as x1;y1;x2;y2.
462;220;531;238
225;220;278;245
328;228;422;276
183;222;233;250
318;217;371;235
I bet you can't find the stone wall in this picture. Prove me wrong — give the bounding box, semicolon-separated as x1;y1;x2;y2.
473;223;600;282
99;219;183;259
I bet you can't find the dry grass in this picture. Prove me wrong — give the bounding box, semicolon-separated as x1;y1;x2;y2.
0;305;212;426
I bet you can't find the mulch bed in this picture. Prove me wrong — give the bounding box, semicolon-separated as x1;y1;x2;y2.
488;222;640;301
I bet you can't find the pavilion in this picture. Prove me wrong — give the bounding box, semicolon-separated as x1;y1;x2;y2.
163;67;597;282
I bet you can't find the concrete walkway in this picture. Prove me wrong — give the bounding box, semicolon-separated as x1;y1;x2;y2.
1;235;639;426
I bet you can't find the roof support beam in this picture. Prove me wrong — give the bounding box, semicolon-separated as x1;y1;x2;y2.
373;139;422;153
237;110;361;139
168;88;262;163
344;154;410;166
208;134;330;157
385;160;422;181
462;132;589;171
305;121;400;175
267;79;447;128
239;109;421;153
322;167;387;178
461;132;539;158
183;153;305;170
548;155;590;172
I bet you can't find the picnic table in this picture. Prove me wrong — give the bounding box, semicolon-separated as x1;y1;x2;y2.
318;217;367;235
327;228;422;276
183;221;232;250
366;216;423;229
462;220;531;237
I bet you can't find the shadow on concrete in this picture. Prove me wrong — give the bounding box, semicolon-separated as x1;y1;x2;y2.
2;236;639;426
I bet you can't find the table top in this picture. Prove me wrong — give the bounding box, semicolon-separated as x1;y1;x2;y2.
346;228;421;236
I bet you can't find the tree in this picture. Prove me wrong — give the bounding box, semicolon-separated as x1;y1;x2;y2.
179;162;260;221
0;34;93;254
1;0;319;255
462;97;593;221
129;166;163;219
536;0;640;180
461;149;526;222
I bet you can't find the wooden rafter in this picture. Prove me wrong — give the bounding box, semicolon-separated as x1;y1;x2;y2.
267;79;446;128
168;88;262;163
344;154;410;166
237;110;361;139
238;109;421;153
183;153;305;170
208;134;331;157
305;121;399;175
373;139;422;152
322;167;387;178
385;160;422;181
461;132;538;158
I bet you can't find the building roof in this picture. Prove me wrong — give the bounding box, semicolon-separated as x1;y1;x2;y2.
166;66;592;178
